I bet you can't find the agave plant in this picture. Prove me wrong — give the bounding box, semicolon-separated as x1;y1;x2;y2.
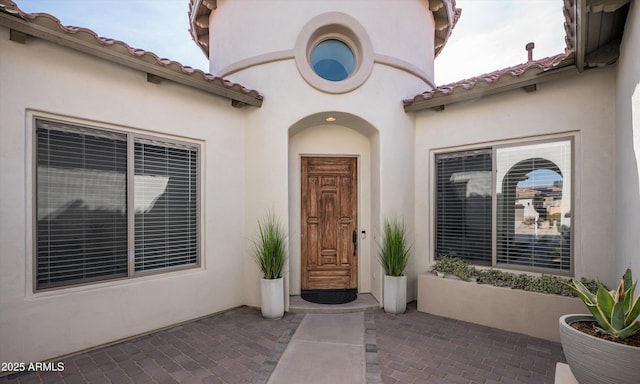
253;212;286;280
378;217;412;277
567;268;640;339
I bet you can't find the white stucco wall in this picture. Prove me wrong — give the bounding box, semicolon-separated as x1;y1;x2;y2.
209;1;432;307
208;0;435;85
414;67;617;286
4;0;633;368
213;2;434;307
0;28;247;363
237;58;420;307
615;1;640;280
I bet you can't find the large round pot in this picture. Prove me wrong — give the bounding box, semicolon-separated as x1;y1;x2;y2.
559;314;640;384
260;277;284;319
383;275;407;314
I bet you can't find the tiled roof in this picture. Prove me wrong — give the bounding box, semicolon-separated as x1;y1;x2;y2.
0;0;263;107
403;53;571;111
188;0;214;58
404;0;631;112
432;0;462;57
563;0;630;70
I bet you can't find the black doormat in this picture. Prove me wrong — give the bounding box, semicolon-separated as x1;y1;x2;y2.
301;289;357;304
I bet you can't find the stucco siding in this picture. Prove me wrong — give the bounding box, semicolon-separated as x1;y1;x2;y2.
414;67;617;286
615;1;640;280
239;60;421;308
210;0;435;89
3;0;635;367
0;28;247;363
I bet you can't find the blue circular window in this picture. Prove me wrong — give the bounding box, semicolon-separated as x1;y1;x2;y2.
310;39;355;82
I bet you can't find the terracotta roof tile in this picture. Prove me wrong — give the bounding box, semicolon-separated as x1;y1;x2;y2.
405;0;630;111
432;0;461;57
188;0;213;57
404;52;570;108
0;0;263;105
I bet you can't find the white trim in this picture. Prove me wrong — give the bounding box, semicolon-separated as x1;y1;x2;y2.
217;50;294;78
217;50;436;89
374;54;436;88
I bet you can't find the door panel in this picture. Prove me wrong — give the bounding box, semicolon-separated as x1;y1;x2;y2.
301;157;357;290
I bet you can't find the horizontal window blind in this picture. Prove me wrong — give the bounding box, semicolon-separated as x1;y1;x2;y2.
36;121;128;289
35;119;201;290
435;149;492;265
134;140;198;272
496;141;571;271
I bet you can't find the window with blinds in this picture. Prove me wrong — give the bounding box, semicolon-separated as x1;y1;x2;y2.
496;141;572;271
434;139;573;273
35;119;200;290
134;139;198;272
435;149;493;265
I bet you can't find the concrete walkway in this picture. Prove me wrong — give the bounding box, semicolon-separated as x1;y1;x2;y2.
267;313;366;384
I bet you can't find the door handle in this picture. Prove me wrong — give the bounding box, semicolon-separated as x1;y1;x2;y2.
352;230;357;256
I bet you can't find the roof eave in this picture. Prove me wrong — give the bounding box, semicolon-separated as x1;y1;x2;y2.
406;0;631;113
573;0;630;72
431;0;461;58
188;0;215;59
403;60;578;112
0;7;262;108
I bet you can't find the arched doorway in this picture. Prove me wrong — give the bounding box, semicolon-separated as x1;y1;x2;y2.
288;113;379;304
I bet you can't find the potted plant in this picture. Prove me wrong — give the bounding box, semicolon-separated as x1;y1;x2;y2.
560;268;640;384
253;212;287;319
378;217;411;314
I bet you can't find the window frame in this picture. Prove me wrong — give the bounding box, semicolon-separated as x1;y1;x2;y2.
32;116;202;292
294;12;374;94
431;135;575;276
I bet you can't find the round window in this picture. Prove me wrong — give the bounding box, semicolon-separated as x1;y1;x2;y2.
310;39;355;82
294;12;373;93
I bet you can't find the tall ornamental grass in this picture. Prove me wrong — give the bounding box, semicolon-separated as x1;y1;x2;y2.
378;217;411;277
253;212;286;279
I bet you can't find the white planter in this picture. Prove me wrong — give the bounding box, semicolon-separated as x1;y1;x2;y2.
260;277;284;319
383;275;407;314
559;314;640;384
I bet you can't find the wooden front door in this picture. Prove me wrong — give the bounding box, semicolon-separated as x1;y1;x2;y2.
301;157;357;290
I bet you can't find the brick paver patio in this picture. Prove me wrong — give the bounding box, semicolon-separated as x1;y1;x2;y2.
375;303;565;384
1;303;565;384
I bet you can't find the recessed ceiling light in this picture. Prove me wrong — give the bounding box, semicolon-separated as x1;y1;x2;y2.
325;117;337;122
